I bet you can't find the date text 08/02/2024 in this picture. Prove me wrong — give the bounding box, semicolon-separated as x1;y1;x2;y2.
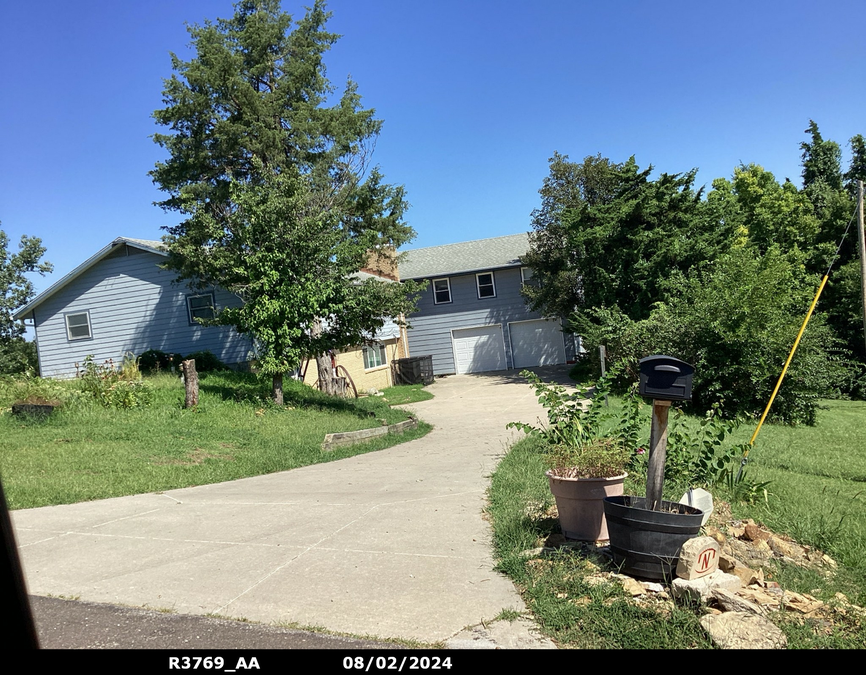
167;656;454;672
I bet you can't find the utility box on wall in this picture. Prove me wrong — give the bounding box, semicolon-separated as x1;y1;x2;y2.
638;355;694;401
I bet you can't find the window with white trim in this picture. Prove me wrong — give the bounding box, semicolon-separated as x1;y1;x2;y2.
65;311;92;341
187;294;216;323
476;272;496;298
432;278;451;304
521;266;539;288
363;343;387;369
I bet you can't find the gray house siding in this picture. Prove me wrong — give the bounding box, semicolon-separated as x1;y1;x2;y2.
32;247;252;378
406;267;573;375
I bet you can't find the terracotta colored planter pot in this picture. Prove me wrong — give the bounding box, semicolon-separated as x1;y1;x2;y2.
546;471;627;542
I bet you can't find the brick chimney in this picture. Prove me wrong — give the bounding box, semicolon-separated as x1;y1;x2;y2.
361;247;400;281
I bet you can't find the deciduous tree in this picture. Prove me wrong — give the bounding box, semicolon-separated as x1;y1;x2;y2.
0;227;52;374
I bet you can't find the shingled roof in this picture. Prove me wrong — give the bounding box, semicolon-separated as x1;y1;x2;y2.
398;233;529;280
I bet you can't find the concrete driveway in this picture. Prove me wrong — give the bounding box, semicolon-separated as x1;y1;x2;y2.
12;369;568;646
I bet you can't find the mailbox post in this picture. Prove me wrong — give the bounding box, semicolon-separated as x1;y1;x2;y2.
638;356;694;511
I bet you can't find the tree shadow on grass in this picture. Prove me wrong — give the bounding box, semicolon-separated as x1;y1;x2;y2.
198;371;383;420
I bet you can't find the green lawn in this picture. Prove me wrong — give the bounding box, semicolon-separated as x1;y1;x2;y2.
379;383;434;406
0;371;430;509
488;398;866;649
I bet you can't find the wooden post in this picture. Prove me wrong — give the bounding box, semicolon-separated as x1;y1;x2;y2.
645;399;671;511
599;345;608;406
182;359;199;408
858;180;866;356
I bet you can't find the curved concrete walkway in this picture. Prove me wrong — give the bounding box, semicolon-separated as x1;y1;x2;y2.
12;369;569;646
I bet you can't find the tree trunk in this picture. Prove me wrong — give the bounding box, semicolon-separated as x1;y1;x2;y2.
316;353;337;395
272;372;284;406
182;360;199;408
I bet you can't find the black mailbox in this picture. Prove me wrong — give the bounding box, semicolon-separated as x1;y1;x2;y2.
638;355;694;401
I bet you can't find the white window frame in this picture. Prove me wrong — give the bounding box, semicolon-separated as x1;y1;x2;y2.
64;311;92;341
521;267;533;285
475;272;496;299
432;277;452;305
363;343;387;370
187;293;216;324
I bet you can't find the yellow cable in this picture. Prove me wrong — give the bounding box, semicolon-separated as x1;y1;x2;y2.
745;273;829;454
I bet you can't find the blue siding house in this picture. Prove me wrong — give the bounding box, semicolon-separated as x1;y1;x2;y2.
14;238;252;378
398;233;576;375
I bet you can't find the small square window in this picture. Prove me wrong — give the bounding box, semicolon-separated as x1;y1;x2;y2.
476;272;496;299
363;343;387;369
187;294;215;323
432;278;451;304
65;312;92;341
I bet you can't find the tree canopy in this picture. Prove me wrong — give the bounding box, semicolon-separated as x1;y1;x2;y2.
0;227;52;375
525;121;866;421
151;0;419;401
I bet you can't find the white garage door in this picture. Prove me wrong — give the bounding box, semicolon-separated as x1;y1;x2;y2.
509;319;566;369
452;325;506;374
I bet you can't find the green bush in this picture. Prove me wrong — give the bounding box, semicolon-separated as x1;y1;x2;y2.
572;246;849;424
76;354;151;409
183;350;227;373
138;350;184;374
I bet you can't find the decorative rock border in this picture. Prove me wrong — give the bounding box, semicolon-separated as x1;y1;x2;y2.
322;417;418;452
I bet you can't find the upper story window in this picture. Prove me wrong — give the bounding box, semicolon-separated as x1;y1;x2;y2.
432;278;452;304
187;294;216;324
476;272;496;299
521;266;539;288
65;311;92;341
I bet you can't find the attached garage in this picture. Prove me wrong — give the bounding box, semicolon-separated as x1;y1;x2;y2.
451;325;506;374
509;319;566;369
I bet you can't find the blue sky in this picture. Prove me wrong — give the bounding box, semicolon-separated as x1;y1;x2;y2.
2;0;865;297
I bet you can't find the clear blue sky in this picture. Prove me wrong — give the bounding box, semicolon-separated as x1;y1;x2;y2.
2;0;864;297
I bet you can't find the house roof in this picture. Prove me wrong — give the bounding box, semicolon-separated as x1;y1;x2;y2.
398;233;529;280
14;237;397;322
13;237;167;321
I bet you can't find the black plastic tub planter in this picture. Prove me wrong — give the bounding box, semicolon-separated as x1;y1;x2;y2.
11;402;60;419
603;496;703;581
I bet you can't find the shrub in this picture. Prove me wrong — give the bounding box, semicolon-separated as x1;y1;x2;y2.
138;349;185;374
76;354;151;409
183;350;227;373
572;246;849;424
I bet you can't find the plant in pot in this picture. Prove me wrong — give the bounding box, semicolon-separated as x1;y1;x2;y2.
508;363;640;542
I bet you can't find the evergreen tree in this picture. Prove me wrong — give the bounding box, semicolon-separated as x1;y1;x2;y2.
151;0;419;401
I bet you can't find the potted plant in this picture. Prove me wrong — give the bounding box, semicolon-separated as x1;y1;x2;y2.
509;364;638;542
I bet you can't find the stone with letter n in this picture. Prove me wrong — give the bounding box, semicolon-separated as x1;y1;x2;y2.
676;536;720;580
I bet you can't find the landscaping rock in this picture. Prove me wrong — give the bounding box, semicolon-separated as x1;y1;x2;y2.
729;564;763;587
671;570;742;602
711;588;767;616
699;611;787;649
620;577;646;597
725;537;773;567
676;536;720;580
743;523;770;541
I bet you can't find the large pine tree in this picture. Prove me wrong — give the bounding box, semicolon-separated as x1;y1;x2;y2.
151;0;419;402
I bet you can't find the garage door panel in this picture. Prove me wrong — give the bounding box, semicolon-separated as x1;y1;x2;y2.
452;326;506;374
510;320;566;369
